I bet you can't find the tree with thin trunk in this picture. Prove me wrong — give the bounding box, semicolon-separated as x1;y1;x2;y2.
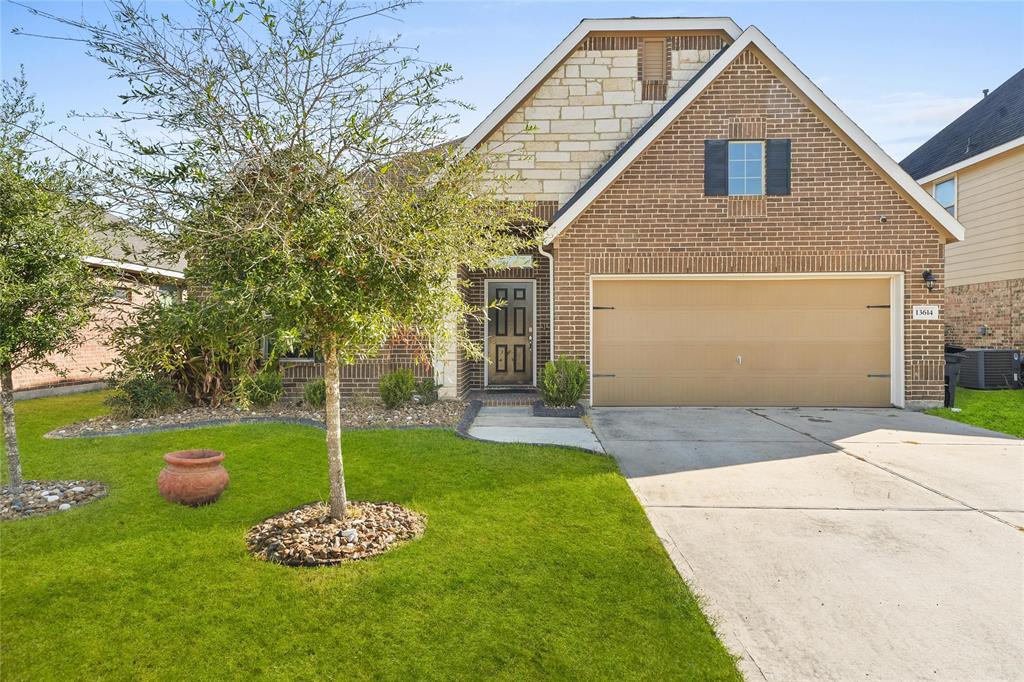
20;0;538;519
0;72;102;505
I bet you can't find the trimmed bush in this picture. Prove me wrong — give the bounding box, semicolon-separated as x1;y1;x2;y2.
105;374;181;419
416;377;440;405
379;368;416;409
540;357;588;408
235;369;283;409
304;378;326;409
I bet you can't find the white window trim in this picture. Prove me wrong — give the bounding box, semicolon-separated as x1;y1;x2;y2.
728;140;766;196
587;272;905;409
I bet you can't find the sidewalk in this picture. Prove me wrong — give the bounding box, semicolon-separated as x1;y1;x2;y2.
467;406;604;452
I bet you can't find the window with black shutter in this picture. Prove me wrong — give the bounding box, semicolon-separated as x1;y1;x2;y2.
704;138;791;197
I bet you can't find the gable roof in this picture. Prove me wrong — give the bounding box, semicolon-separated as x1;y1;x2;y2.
459;17;742;153
543;26;966;244
900;68;1024;182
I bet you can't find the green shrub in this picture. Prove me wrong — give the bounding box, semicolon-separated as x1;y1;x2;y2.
416;377;440;405
105;374;181;419
540;357;588;407
304;378;326;409
108;298;269;406
379;368;416;409
235;368;283;409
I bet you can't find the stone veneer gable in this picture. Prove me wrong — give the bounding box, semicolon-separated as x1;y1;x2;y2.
483;34;726;204
549;48;948;406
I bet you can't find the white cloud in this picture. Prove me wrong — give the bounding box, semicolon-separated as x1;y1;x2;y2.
836;91;979;161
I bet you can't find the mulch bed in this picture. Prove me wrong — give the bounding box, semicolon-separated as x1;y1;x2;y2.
46;400;467;439
1;480;108;521
246;501;425;566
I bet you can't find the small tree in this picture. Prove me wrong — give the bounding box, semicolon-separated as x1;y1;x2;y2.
25;0;539;519
0;72;101;502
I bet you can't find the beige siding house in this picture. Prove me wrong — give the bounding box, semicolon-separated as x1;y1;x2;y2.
901;68;1024;350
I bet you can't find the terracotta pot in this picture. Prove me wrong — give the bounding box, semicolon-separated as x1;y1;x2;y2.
158;450;229;506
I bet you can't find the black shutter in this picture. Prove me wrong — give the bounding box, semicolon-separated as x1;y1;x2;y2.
704;140;728;196
765;139;791;196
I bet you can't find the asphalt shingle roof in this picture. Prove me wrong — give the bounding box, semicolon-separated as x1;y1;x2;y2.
900;68;1024;180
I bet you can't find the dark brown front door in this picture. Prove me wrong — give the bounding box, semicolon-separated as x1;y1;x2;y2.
487;281;534;385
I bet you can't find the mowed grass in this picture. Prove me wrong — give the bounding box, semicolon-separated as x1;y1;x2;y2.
0;392;739;681
926;387;1024;438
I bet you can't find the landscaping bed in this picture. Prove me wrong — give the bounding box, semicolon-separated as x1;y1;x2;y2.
247;500;425;566
1;479;107;520
46;398;466;439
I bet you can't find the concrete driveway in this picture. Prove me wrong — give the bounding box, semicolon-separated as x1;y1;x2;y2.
590;407;1024;682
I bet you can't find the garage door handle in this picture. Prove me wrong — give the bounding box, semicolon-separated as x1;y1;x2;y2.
867;373;891;378
866;304;891;309
593;373;616;378
736;355;742;366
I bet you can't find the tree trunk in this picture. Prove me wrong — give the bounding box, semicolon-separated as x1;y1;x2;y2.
1;362;25;508
323;334;347;520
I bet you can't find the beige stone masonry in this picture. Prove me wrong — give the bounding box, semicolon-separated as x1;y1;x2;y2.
484;40;721;203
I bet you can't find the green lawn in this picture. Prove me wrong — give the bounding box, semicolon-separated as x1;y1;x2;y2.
0;392;738;681
926;388;1024;438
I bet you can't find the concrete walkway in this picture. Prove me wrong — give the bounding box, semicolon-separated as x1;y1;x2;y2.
591;406;1024;682
467;406;603;452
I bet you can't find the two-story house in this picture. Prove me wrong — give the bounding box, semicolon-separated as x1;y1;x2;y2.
283;17;964;409
435;17;964;409
901;68;1023;352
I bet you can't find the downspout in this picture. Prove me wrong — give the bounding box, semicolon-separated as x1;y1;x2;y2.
537;242;555;363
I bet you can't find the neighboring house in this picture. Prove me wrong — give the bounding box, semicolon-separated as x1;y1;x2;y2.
12;233;185;396
289;17;966;409
900;68;1024;351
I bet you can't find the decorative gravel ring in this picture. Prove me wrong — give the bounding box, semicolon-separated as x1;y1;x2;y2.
1;480;108;521
246;501;425;567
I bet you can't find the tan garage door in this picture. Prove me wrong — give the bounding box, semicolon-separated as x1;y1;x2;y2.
592;278;892;407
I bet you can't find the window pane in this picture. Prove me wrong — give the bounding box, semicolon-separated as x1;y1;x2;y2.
934;179;955;212
727;141;764;195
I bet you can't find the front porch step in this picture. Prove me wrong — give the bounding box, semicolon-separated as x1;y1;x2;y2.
465;388;540;406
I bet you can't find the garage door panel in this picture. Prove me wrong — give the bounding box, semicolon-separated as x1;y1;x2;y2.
592;278;892;407
596;339;888;373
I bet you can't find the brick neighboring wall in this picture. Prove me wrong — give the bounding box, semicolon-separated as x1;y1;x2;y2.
280;343;432;402
11;275;164;392
458;254;551;396
550;48;947;406
945;278;1023;350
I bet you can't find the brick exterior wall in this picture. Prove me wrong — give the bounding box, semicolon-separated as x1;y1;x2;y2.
11;273;168;392
945;278;1023;350
280;341;433;402
549;48;947;407
458;254;551;396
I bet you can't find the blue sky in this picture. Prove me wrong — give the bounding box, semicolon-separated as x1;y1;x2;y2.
1;1;1022;160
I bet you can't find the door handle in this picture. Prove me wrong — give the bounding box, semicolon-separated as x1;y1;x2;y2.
736;355;742;366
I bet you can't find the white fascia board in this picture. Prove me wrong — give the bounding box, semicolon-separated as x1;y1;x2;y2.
544;26;966;244
915;135;1024;185
83;256;185;280
460;18;742;153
